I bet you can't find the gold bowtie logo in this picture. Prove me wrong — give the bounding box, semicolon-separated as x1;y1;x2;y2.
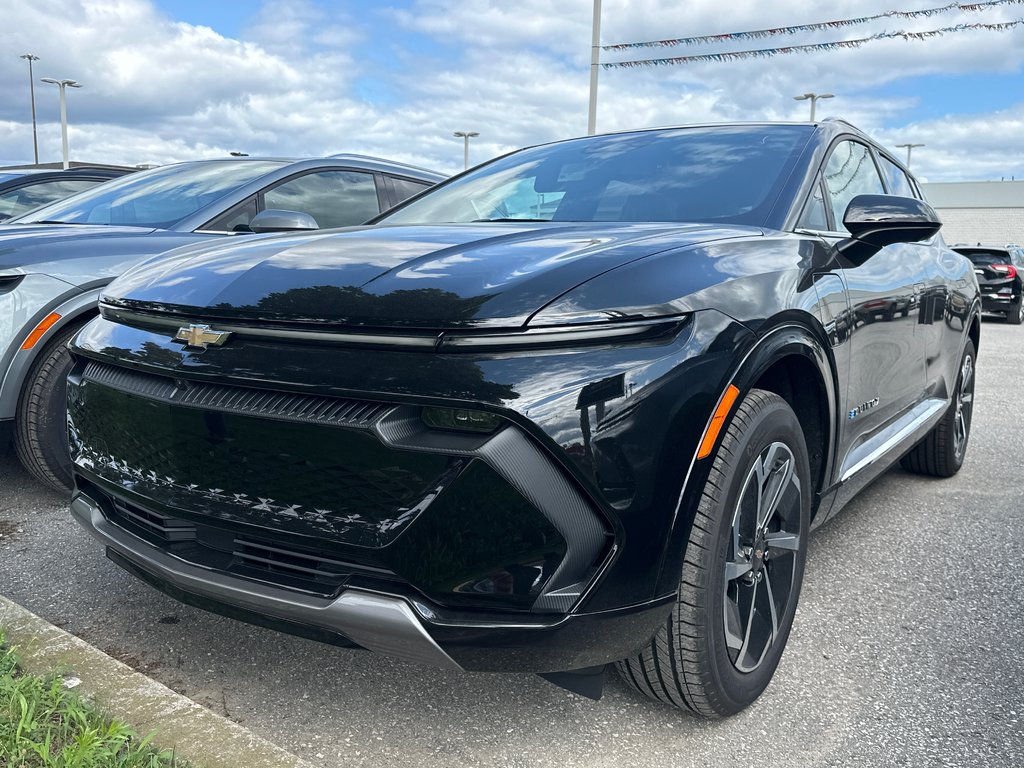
174;324;232;350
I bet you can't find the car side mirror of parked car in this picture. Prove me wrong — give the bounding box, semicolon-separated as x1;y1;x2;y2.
249;209;320;234
837;194;941;266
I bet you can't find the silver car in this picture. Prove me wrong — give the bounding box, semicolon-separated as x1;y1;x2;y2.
0;155;443;491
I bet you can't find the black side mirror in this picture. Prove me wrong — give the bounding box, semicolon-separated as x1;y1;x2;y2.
249;209;319;234
837;194;941;265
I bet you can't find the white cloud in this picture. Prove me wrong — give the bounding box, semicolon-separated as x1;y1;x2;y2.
0;0;1021;181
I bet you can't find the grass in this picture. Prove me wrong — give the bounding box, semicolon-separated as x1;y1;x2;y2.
0;630;187;767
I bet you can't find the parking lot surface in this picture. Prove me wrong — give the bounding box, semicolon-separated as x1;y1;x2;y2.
2;323;1022;768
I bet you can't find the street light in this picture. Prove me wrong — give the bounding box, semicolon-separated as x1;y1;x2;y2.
453;131;479;170
793;92;834;122
19;54;40;164
896;143;925;168
40;77;82;170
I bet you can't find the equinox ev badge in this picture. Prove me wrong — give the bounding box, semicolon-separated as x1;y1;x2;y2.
174;324;232;350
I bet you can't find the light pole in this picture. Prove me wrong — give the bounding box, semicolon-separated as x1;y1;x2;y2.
453;131;479;170
40;77;82;169
793;92;834;122
587;0;603;135
896;143;925;168
20;54;40;164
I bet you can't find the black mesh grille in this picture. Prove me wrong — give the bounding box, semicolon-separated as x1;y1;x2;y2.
82;360;392;429
95;485;395;596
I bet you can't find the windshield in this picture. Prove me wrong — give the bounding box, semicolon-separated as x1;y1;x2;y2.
14;160;284;229
379;126;813;226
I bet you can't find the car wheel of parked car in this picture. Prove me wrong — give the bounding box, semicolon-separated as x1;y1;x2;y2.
15;322;81;493
900;339;976;478
1008;299;1024;325
615;389;810;717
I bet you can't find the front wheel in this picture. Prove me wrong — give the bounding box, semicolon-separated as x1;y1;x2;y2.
15;322;82;493
616;389;810;717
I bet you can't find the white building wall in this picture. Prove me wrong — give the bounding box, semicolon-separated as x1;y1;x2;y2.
934;207;1024;246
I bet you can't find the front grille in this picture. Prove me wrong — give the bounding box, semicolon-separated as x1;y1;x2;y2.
82;360;392;429
93;484;395;597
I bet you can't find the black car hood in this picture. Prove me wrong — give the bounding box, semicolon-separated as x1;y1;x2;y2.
105;222;763;329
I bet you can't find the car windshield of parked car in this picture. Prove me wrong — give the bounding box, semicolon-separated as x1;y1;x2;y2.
14;160;284;229
379;126;814;226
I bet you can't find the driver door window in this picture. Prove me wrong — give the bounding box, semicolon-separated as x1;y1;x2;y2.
823;141;885;233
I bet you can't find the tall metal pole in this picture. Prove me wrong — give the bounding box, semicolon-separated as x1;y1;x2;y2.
794;92;833;122
41;78;81;170
453;131;479;170
20;54;40;164
896;143;925;168
587;0;602;135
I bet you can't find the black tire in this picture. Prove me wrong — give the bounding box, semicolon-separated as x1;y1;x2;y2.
616;389;811;717
1007;297;1023;325
14;321;83;493
900;339;976;478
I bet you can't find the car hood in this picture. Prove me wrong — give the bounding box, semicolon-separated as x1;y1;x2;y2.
105;222;764;329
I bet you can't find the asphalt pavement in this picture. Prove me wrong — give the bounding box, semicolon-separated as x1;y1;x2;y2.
1;322;1022;768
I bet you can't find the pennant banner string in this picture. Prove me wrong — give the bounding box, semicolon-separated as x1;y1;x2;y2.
603;0;1024;51
602;20;1024;68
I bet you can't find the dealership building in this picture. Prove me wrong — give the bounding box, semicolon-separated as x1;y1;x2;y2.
921;180;1024;246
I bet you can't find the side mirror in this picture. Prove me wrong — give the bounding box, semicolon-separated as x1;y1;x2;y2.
838;194;941;265
249;209;319;234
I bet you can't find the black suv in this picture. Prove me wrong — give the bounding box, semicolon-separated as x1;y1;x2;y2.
67;120;980;717
951;245;1024;324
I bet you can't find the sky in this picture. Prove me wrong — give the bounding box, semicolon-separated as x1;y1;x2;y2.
0;0;1022;181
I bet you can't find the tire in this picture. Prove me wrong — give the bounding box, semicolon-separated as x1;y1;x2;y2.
616;389;811;717
1007;297;1023;325
14;321;83;493
900;339;976;478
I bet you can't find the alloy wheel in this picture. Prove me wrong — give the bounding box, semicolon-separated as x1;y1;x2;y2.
953;353;975;461
723;441;803;673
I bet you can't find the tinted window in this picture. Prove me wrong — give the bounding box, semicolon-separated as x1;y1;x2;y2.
796;179;829;231
823;141;885;233
380;126;814;226
263;170;379;229
15;161;283;228
202;196;258;233
877;155;916;198
957;249;1013;266
0;178;101;221
389;176;432;204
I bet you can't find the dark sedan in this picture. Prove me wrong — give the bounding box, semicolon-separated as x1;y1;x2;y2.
0;166;133;223
67;121;980;716
952;245;1024;324
0;155;442;491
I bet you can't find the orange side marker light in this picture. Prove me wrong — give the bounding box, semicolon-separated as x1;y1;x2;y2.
697;384;740;459
21;312;62;350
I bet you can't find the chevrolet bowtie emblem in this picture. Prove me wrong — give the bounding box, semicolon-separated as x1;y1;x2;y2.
174;324;232;350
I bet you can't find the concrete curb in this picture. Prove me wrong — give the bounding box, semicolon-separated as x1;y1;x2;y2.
0;594;317;768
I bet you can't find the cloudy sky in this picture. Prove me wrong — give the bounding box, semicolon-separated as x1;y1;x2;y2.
1;0;1022;181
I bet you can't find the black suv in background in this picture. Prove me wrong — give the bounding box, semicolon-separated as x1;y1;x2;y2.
0;167;133;222
951;245;1024;324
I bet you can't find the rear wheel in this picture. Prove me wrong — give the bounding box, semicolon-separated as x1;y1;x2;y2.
900;339;976;478
1007;297;1023;325
616;389;810;717
14;322;82;493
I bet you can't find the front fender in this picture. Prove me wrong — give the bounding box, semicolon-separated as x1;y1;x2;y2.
0;282;106;420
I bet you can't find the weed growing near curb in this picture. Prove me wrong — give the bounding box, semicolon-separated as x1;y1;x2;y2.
0;630;188;767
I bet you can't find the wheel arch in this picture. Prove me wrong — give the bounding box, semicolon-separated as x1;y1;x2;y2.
0;287;105;421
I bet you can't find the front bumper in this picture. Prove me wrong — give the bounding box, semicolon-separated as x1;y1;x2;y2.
71;490;673;672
